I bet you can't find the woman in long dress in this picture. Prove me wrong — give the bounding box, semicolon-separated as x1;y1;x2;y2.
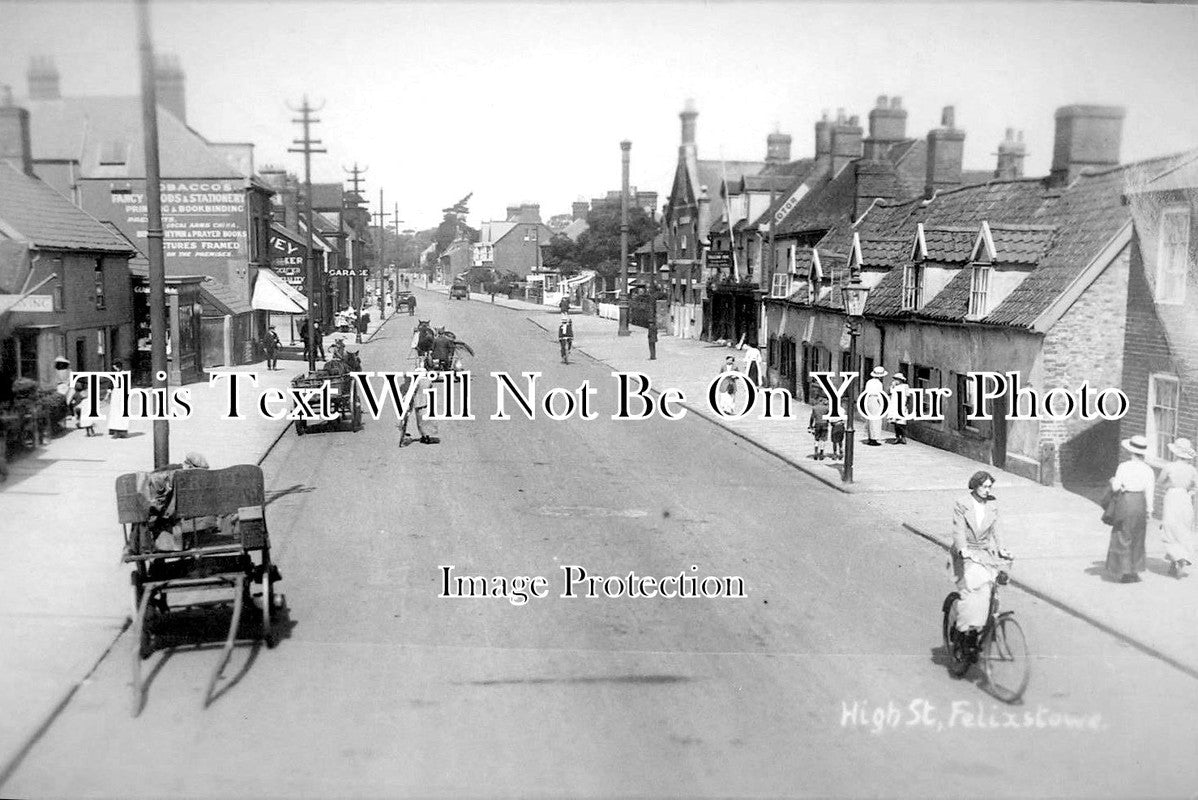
1159;437;1196;578
862;366;887;446
1106;435;1155;583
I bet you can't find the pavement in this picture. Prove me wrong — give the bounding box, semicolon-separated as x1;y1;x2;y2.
441;283;1198;681
3;284;1196;782
0;307;398;782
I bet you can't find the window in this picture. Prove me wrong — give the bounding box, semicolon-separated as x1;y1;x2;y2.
770;272;791;298
913;364;940;393
1148;373;1180;458
18;329;38;379
901;264;923;311
93;258;106;310
956;372;981;432
968;263;991;318
1156;208;1190;304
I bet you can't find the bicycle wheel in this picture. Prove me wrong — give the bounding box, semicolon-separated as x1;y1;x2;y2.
941;593;971;678
983;614;1030;703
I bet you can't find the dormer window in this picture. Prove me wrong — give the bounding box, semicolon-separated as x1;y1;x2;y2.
901;264;923;311
1156;207;1190;305
968;263;991;319
770;272;791;298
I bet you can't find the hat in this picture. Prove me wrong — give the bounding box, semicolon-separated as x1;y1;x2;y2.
54;357;70;369
870;366;887;378
891;372;906;382
335;336;345;343
1168;437;1196;460
1121;435;1149;455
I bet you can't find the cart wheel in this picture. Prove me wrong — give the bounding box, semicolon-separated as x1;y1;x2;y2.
260;552;276;648
295;419;307;436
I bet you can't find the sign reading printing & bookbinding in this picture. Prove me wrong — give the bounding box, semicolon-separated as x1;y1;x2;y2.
101;180;248;270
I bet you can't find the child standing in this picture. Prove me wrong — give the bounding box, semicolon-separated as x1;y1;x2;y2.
808;388;830;460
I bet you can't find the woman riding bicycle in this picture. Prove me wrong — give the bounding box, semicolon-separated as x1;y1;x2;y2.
948;471;1011;651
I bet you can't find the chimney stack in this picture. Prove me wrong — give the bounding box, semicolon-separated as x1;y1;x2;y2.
506;205;521;221
0;87;35;176
994;128;1026;180
814;110;832;160
260;166;300;229
925;105;966;198
766;130;792;164
27;56;60;100
154;53;186;123
831;111;863;175
864;95;908;159
680;99;698;146
572;200;589;220
1050;104;1125;186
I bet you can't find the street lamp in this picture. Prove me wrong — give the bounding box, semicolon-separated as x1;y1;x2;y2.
841;275;869;483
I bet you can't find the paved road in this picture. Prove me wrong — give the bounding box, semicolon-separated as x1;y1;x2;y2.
7;291;1198;797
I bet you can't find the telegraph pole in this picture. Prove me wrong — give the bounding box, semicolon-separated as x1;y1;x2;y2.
343;163;367;341
392;202;404;296
288;95;326;372
136;0;169;468
373;190;392;318
618;140;631;336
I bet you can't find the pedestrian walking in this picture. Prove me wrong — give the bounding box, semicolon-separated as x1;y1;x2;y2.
830;417;846;460
264;326;280;370
889;371;909;444
398;363;440;446
559;295;570;315
741;339;762;386
716;377;736;416
558;315;574;364
1105;434;1155;583
647;319;658;360
312;319;326;361
106;361;130;439
862;366;887;446
1160;437;1196;578
808;385;830;460
299;318;310;361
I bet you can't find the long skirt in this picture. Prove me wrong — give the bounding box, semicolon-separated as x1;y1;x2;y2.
1106;491;1147;577
863;394;884;441
1161;486;1195;564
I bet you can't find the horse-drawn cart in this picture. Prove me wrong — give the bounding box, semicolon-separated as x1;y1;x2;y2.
291;356;362;435
117;464;282;715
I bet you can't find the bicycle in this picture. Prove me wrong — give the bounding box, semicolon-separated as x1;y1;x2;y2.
941;557;1030;703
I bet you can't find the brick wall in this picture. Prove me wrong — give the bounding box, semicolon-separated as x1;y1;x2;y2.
1039;245;1130;485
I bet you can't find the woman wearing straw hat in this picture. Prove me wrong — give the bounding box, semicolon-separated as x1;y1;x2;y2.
862;366;887;446
1160;437;1196;578
1106;434;1155;583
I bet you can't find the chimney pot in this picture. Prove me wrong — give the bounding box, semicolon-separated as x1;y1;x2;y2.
941;106;956;129
26;55;60;100
891;96;902;110
876;95;888;108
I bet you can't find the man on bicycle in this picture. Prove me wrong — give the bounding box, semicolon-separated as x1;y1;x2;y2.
949;471;1011;651
558;315;574;364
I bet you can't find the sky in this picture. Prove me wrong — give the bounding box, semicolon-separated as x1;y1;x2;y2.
2;1;1198;231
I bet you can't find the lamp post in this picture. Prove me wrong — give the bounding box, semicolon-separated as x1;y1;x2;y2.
617;140;631;336
841;275;869;484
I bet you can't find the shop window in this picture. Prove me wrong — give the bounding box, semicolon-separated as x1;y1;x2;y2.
94;259;106;310
1156;207;1190;305
1148;373;1180;459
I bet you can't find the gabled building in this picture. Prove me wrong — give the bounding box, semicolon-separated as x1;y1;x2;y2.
764;103;1196;489
0;158;135;386
471;207;553;279
1119;152;1198;474
14;57;275;370
662;99;769;339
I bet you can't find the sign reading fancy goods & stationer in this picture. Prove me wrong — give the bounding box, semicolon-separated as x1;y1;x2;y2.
98;180;248;267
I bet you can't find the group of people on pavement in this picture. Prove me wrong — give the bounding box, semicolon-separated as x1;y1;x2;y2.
1103;433;1195;582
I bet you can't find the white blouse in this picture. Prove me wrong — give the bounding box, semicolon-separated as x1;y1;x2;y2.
1113;458;1155;495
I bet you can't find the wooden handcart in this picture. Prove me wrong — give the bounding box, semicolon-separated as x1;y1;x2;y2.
117;464;281;715
291;361;362;435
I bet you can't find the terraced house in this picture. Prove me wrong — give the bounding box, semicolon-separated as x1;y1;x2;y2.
762;104;1198;489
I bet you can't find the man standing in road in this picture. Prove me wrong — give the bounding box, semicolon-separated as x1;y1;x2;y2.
398;362;440;446
647;319;658;360
558;315;574;364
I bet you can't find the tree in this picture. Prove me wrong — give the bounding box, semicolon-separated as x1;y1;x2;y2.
574;204;656;280
541;233;583;276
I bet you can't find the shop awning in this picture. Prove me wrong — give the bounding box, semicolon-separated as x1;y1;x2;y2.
252;268;309;314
